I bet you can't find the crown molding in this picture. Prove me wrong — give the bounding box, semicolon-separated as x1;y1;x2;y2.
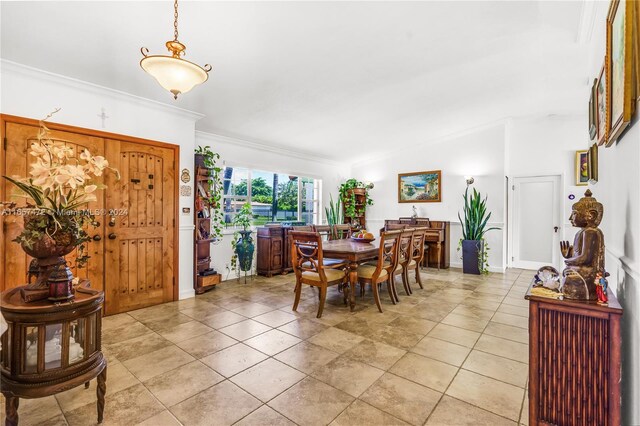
0;59;205;122
195;130;345;167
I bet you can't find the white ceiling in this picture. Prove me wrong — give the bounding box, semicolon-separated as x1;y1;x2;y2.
1;1;589;163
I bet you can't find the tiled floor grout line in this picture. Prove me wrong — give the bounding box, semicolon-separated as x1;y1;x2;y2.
274;269;462;425
345;269;529;425
517;376;529;426
47;268;535;426
422;270;525;425
122;296;313;425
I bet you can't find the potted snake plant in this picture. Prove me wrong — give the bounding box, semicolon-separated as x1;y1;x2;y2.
458;186;498;274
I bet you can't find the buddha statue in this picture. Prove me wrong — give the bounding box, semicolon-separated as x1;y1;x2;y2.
560;189;605;300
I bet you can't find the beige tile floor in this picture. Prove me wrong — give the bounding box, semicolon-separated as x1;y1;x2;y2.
2;267;534;426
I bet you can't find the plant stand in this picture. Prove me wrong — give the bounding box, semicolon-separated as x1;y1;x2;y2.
342;188;367;230
194;165;221;294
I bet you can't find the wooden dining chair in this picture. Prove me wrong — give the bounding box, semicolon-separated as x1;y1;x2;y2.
406;227;428;290
361;229;402;306
385;223;407;231
414;219;430;267
392;228;415;296
356;231;399;313
332;224;352;240
292;225;314;231
313;225;332;241
290;231;349;318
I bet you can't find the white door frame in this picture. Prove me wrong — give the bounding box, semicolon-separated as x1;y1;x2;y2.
507;174;563;271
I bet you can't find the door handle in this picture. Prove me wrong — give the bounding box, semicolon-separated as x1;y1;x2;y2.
92;235;102;241
108;233;117;240
554;226;559;233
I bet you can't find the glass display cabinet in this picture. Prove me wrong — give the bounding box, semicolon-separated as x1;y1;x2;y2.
0;281;106;426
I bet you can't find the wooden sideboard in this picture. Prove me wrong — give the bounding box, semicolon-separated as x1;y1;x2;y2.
525;284;622;426
384;218;450;269
257;226;295;277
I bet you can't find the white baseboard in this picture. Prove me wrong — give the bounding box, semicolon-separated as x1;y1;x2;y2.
449;261;506;274
179;289;195;300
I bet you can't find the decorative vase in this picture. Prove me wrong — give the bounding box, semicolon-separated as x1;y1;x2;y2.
235;230;255;272
462;239;483;275
20;216;78;302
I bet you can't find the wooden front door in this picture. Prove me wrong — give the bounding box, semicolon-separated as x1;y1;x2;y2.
1;116;178;316
103;140;175;315
2;122;105;291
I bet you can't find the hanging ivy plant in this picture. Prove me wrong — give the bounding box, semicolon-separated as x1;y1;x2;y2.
338;179;374;218
195;145;224;242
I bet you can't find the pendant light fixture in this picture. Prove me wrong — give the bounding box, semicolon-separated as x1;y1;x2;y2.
140;0;211;99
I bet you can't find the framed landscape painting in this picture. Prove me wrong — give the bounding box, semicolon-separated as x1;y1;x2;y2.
398;170;441;203
606;0;635;146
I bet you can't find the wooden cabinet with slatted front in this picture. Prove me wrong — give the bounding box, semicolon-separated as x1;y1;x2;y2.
525;284;622;426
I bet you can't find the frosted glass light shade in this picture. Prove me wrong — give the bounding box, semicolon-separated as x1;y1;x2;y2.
140;55;209;99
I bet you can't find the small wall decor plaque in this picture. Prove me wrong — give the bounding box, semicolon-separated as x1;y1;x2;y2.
181;168;191;183
180;185;192;196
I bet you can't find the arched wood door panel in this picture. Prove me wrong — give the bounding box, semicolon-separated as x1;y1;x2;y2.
103;140;175;315
2;122;105;291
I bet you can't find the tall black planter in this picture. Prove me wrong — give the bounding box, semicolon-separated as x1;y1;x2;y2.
462;239;483;275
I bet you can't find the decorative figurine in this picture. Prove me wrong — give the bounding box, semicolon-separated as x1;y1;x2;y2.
411;205;418;219
595;270;609;305
559;189;606;300
534;266;561;291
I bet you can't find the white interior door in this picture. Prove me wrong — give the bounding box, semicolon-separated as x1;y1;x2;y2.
511;175;561;270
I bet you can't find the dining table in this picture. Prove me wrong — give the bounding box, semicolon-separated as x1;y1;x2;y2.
321;238;380;311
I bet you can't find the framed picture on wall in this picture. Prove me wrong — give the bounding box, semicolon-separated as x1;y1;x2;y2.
635;0;640;102
575;150;589;186
588;143;599;184
596;63;608;145
606;0;636;146
589;78;597;140
398;170;442;203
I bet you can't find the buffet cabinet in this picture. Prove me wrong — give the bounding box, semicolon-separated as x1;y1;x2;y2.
525;285;622;426
256;225;296;276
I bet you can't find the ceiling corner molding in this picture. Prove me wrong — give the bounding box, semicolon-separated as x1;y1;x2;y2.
0;59;205;122
575;0;596;45
194;130;344;167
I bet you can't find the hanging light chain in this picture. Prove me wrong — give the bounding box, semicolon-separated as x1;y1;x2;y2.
173;0;179;41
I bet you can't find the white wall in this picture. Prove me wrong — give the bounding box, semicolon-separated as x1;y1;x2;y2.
351;123;507;272
0;60;202;300
586;3;640;423
195;131;350;279
0;61;353;293
506;115;591;269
